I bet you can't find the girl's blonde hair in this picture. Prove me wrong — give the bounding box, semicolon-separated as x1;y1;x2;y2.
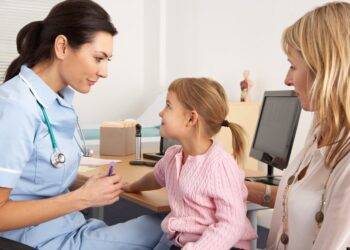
282;2;350;168
168;78;246;165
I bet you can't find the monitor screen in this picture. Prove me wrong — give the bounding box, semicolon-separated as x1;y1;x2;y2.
250;90;301;170
160;137;180;155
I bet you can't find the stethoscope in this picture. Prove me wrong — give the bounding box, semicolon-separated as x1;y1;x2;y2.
19;73;93;168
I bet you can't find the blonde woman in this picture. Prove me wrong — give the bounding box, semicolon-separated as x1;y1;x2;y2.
246;2;350;249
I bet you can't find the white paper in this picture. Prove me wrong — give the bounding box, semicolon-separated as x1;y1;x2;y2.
80;157;121;167
79;166;97;173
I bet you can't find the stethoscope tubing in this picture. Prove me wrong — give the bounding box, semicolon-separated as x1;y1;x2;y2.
19;73;91;168
37;101;57;150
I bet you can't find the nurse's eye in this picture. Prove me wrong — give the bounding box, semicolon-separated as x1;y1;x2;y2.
166;103;171;109
289;65;296;70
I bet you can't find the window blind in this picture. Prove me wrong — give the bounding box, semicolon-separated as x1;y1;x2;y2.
0;0;60;82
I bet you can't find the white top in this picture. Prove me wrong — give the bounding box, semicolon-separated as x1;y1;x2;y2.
267;127;350;250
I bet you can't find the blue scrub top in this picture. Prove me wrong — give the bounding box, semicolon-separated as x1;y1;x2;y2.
0;65;86;244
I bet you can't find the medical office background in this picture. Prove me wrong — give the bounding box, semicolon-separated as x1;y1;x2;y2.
0;0;332;233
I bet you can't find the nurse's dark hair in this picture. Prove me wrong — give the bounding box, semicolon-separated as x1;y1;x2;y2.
4;0;117;82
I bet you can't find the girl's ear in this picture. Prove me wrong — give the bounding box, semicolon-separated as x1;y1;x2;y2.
187;110;199;127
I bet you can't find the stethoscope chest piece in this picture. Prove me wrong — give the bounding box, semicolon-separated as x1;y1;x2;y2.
51;150;65;168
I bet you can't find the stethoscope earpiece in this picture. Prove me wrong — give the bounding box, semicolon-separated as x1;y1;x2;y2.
75;118;94;158
84;148;94;157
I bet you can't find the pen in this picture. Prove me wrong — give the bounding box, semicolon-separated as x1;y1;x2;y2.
108;161;116;176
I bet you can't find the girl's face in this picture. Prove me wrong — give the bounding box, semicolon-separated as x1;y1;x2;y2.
284;47;314;111
159;91;192;140
60;31;113;93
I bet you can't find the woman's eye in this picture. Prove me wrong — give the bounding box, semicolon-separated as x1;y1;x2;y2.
95;57;103;63
290;65;295;70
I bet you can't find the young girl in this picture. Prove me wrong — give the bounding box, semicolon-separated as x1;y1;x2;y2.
123;78;257;249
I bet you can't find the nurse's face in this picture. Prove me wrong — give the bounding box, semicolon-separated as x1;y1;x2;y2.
60;31;114;93
284;47;315;111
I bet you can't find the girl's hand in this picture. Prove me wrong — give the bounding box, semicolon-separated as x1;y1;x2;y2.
75;172;123;209
122;182;138;193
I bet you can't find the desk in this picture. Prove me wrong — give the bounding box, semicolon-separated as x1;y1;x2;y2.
79;153;267;250
79;153;265;212
79;153;170;212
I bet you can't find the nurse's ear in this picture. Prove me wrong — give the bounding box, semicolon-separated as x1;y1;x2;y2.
54;35;69;60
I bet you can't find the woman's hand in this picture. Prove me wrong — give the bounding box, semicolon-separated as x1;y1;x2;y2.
245;180;277;208
75;172;123;209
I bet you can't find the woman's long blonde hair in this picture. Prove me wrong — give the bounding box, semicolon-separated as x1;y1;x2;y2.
168;78;246;165
282;2;350;168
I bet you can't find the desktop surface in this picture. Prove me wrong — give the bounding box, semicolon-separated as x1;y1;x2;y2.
245;176;281;186
79;150;266;212
142;152;163;161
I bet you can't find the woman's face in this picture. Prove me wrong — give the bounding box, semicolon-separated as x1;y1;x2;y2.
60;31;114;93
284;47;315;111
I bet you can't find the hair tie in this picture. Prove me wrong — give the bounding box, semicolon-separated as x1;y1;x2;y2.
221;120;230;127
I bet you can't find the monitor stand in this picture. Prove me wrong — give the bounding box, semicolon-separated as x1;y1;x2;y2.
246;165;281;186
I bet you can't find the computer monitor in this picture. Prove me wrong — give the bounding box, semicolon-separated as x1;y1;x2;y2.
249;90;301;185
143;137;180;161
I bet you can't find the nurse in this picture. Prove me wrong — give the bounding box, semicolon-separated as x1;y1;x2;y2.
0;0;162;249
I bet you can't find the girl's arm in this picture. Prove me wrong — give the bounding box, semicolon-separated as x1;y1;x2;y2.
0;173;122;232
122;172;161;193
245;181;278;208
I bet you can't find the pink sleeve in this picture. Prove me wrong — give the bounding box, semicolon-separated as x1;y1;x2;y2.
153;157;166;187
183;156;256;250
153;145;180;187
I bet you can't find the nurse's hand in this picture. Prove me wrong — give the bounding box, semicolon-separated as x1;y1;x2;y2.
75;172;123;209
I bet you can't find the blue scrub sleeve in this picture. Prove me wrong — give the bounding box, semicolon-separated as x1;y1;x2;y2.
0;98;36;188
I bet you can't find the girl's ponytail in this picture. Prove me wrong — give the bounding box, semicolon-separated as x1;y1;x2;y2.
5;21;43;82
223;120;246;166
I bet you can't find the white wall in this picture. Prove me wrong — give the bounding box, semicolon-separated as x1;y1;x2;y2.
163;0;334;160
73;0;164;128
74;0;330;160
70;0;342;167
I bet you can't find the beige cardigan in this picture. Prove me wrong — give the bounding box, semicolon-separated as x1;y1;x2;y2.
267;128;350;250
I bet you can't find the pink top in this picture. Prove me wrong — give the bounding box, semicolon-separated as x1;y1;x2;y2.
153;142;257;250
